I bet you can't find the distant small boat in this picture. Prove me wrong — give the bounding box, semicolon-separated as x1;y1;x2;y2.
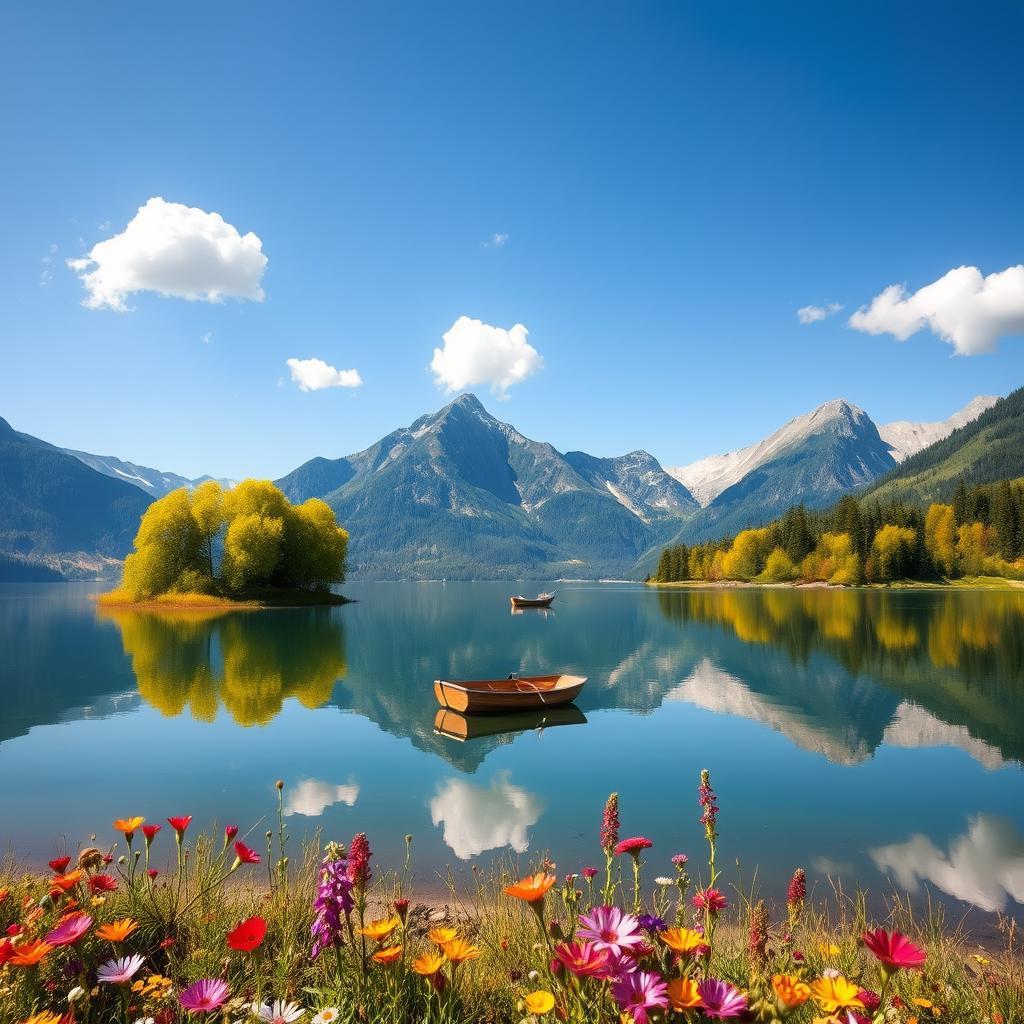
434;673;587;713
434;704;587;741
510;592;555;608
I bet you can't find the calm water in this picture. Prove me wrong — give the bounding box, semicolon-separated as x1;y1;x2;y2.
2;582;1023;920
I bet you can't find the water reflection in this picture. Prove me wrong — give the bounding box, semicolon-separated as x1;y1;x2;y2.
433;705;587;742
284;777;360;818
870;816;1024;913
99;607;347;726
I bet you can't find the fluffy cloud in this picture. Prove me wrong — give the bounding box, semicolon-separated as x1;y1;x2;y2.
430;315;542;398
797;302;843;324
287;357;363;391
869;814;1024;912
283;778;360;818
429;771;543;860
849;264;1024;355
67;197;268;311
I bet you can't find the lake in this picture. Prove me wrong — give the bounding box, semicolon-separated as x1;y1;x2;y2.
2;581;1023;922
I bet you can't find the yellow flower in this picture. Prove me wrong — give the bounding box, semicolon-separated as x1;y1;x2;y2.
357;915;400;942
113;816;145;836
96;918;139;942
667;977;703;1010
412;952;447;976
524;991;555;1015
22;1014;62;1024
818;942;841;957
773;974;811;1010
428;926;458;945
441;937;481;963
972;954;990;966
912;999;934;1009
659;927;706;954
371;944;403;964
809;976;865;1013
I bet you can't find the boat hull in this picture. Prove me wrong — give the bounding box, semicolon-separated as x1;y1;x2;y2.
433;673;586;713
434;704;587;741
510;596;554;608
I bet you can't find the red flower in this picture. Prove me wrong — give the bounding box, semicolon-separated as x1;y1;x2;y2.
0;939;14;965
862;928;927;971
167;816;193;835
233;841;261;865
142;825;162;842
160;937;176;950
581;867;599;879
48;857;72;874
614;837;653;857
692;888;728;913
393;898;409;922
89;874;118;893
102;854;114;865
147;869;159;879
225;825;239;842
226;915;267;952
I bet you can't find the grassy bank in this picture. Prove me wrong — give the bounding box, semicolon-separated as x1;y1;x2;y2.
95;588;351;610
1;776;1019;1024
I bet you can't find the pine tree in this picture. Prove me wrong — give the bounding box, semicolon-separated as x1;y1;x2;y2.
952;479;969;526
656;548;672;583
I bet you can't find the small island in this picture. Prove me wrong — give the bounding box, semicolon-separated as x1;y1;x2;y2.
97;479;349;609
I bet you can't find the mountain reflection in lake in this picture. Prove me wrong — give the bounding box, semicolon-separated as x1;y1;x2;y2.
1;580;1022;920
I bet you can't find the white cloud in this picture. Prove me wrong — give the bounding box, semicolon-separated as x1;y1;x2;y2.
201;331;213;345
849;264;1024;355
287;357;363;391
484;232;509;248
67;197;268;311
869;815;1024;912
430;315;542;399
797;302;843;324
283;777;360;818
429;771;543;860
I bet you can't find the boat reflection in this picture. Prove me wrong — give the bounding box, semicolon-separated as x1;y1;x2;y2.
511;606;556;618
433;704;587;742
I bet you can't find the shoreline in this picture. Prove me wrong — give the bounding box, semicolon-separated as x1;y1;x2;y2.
93;590;352;611
646;575;1024;591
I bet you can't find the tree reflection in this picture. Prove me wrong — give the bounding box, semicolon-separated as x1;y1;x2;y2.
100;607;347;725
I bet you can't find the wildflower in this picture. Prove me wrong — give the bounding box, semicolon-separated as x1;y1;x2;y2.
524;991;555;1015
552;940;609;977
614;837;653;857
441;937;481;963
226;915;266;952
347;832;372;889
577;906;645;953
48;857;72;874
861;928;927;972
412;952;447;976
179;978;230;1013
428;926;458;945
113;817;145;841
255;999;305;1023
96;918;139;943
21;1014;63;1024
371;945;402;964
142;825;162;843
612;970;669;1024
581;867;599;879
503;872;557;902
654;876;673;887
68;986;86;1003
600;793;620;853
858;989;881;1012
659;927;706;955
147;869;159;880
393;897;409;922
10;940;53;965
45;912;92;947
749;899;769;972
310;855;354;960
668;977;703;1010
357;915;400;942
787;868;806;927
98;954;146;983
692;888;727;913
167;816;192;836
225;825;239;842
637;914;667;934
698;979;747;1019
232;841;261;867
672;854;689;866
809;975;865;1013
311;1011;339;1024
773;974;811;1010
972;954;990;966
89;874;118;893
51;870;85;891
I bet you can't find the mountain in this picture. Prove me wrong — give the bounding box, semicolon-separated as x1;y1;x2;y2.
878;395;998;463
863;386;1024;505
0;415;152;577
276;393;697;579
58;449;235;498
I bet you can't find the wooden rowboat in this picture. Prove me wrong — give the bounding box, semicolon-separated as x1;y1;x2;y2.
433;673;587;713
510;592;555;608
433;704;587;741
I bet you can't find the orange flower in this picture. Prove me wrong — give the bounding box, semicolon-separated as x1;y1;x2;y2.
659;927;706;954
667;977;703;1010
809;976;864;1013
371;944;402;964
773;974;811;1010
441;937;481;963
503;872;557;902
96;918;139;943
357;915;400;942
428;927;458;945
113;817;145;837
412;952;447;976
10;940;53;966
51;870;85;892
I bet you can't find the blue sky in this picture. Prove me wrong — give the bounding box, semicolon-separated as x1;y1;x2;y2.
2;2;1023;479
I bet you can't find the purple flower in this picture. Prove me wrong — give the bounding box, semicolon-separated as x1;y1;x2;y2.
577;905;645;953
179;978;230;1013
637;914;667;934
612;970;669;1024
598;947;641;980
310;852;355;960
45;912;92;946
97;955;146;984
698;978;747;1019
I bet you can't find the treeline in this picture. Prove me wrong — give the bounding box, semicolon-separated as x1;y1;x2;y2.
654;478;1024;585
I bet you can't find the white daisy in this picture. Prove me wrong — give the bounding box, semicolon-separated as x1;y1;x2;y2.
311;1010;340;1024
255;1000;305;1024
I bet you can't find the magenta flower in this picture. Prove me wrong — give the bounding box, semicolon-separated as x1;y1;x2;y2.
600;793;620;853
671;853;689;866
611;970;669;1024
698;979;747;1018
97;954;146;984
179;978;230;1013
581;867;599;879
692;888;728;913
614;836;653;857
577;905;645;953
599;947;641;980
862;928;927;971
553;940;610;977
45;912;92;946
347;832;372;889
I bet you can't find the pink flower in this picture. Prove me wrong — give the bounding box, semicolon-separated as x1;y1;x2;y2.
347;832;372;889
671;854;688;866
89;874;117;893
600;793;620;853
553;940;610;977
45;912;92;946
179;978;230;1013
600;947;641;979
581;867;599;879
614;836;653;857
225;825;239;842
97;954;146;984
861;928;926;971
787;867;806;906
692;888;728;913
577;905;645;953
612;970;669;1024
698;978;747;1018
